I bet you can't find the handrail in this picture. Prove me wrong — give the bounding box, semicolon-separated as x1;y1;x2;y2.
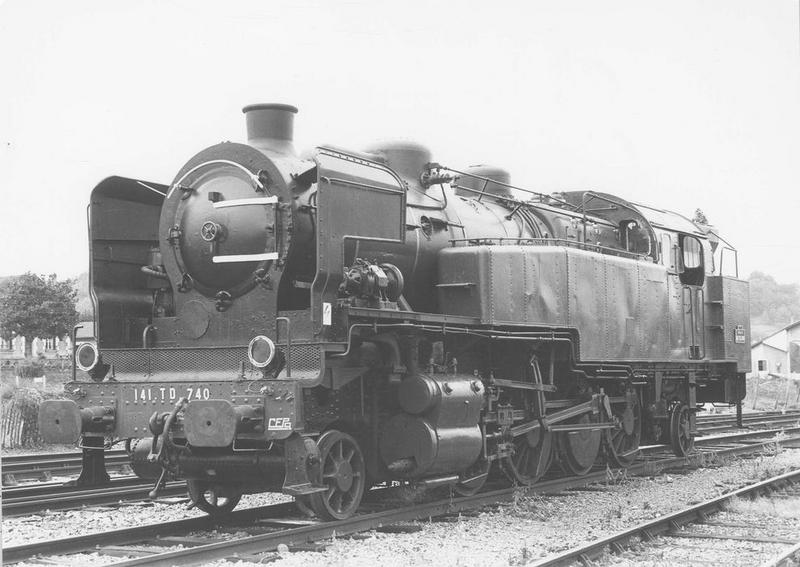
276;317;292;378
437;164;577;210
71;323;83;382
719;246;739;278
447;237;648;261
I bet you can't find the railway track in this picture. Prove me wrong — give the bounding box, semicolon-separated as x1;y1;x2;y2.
4;410;795;486
3;417;799;518
1;449;129;485
696;410;800;425
6;429;800;566
530;468;800;566
1;477;188;516
696;411;800;435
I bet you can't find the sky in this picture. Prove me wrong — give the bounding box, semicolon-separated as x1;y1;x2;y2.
1;0;799;284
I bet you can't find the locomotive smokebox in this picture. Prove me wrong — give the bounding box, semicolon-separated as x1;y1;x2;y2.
242;103;298;155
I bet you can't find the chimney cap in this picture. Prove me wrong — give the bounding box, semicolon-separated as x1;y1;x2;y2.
242;103;298;114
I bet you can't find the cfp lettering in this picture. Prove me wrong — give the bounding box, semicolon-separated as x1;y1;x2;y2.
268;417;292;431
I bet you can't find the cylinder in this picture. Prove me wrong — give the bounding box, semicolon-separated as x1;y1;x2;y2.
398;374;440;415
379;414;482;478
455;164;512;199
398;374;484;424
242;103;298;155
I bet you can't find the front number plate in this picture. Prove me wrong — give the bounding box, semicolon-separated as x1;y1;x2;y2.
130;385;212;403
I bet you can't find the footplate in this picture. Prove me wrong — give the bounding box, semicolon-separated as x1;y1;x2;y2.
282;432;326;496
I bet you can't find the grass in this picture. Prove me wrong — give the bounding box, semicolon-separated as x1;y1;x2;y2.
507;546;535;566
725;495;800;518
684;450;733;470
507;488;558;522
605;465;629;485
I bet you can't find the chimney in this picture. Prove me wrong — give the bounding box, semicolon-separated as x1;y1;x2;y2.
242;103;298;155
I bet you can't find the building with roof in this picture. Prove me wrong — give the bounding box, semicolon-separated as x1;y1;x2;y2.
750;321;800;378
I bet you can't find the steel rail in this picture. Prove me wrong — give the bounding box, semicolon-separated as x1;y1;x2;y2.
528;468;800;567
1;411;785;485
2;449;129;483
696;410;800;424
762;540;800;567
4;425;797;518
7;432;799;566
637;425;800;457
698;419;800;435
2;478;188;516
101;434;800;567
695;425;800;445
0;412;787;483
3;448;126;465
2;501;298;563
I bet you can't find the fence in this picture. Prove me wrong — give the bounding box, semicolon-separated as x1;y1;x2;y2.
748;373;800;411
1;388;49;449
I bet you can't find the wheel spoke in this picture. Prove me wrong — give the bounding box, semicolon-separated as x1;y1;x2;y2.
605;395;641;467
309;431;366;520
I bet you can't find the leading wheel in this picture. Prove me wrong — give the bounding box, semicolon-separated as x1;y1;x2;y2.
187;480;242;516
604;389;642;468
309;430;366;520
670;403;695;457
502;424;554;485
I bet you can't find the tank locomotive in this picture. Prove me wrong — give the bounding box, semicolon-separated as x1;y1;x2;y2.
39;104;750;519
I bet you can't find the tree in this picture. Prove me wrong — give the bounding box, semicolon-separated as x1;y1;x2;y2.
748;271;800;341
0;273;78;357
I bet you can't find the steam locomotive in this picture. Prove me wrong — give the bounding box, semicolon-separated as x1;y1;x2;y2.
39;104;750;519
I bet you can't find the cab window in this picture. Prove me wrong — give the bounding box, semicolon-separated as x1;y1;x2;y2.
679;235;704;286
661;233;674;271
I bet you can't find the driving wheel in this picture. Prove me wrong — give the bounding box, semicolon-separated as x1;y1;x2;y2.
502;424;554;485
604;389;642;468
670;403;695;457
559;414;601;476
